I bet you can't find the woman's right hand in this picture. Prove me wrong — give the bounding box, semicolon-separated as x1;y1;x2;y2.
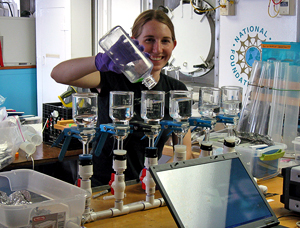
95;36;149;73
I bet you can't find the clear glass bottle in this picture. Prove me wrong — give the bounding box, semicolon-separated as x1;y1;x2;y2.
99;26;156;89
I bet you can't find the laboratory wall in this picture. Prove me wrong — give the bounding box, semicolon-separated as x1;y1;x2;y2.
95;0;216;90
0;68;37;115
35;0;92;117
0;17;36;66
95;0;142;54
217;0;300;94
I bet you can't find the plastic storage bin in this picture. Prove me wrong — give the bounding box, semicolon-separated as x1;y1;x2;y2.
0;169;86;228
209;133;286;180
292;136;300;164
251;145;285;180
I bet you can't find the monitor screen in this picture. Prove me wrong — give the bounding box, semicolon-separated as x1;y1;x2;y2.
155;158;274;228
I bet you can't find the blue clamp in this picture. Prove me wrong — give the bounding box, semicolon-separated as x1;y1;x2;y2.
156;120;190;141
54;123;135;161
94;123;133;157
216;114;236;125
53;126;103;161
188;117;216;131
130;121;163;147
93;124;116;157
52;127;83;162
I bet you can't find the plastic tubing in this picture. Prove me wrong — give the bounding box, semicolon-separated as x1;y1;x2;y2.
248;61;268;133
83;198;165;223
237;60;262;132
282;65;300;151
267;61;289;142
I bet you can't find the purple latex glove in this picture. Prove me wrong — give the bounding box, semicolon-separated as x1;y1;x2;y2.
95;36;149;73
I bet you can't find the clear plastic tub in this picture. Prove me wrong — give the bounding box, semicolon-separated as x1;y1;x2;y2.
0;169;86;228
209;133;286;180
252;145;285;180
292;137;300;164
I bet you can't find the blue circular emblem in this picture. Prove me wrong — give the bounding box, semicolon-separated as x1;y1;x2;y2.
245;47;261;67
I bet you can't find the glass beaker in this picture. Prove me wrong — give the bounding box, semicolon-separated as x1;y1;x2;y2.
99;26;156;89
221;86;243;117
169;90;193;122
109;91;134;125
198;87;221;119
221;86;243;140
141;90;165;125
72;93;98;130
198;87;221;142
72;93;98;154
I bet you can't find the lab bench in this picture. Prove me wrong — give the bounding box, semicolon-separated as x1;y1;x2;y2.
1;144;299;227
84;176;299;228
1;143;82;184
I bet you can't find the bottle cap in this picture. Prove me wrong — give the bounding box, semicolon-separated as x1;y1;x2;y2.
174;145;187;153
224;137;235;148
113;149;127;160
142;75;157;90
79;154;93;166
145;147;158;158
200;142;213;151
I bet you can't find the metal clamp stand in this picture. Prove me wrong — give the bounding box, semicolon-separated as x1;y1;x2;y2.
189;117;216;157
130;121;160;202
159;120;190;161
188;115;236;157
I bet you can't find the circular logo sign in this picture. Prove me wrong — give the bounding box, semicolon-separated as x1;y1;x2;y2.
230;26;272;86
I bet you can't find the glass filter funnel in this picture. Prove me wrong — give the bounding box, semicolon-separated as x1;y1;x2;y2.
170;90;193;122
198;87;221;141
169;90;193;144
221;86;243;139
141;90;165;147
72;93;98;154
109;91;134;149
141;91;165;125
99;26;156;89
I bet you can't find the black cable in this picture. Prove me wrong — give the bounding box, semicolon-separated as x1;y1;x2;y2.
158;5;169;14
1;2;13;17
277;214;300;219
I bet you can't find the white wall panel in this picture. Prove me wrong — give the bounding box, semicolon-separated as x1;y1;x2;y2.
217;0;300;94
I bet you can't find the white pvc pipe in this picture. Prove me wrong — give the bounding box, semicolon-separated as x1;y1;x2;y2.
83;198;165;223
79;164;93;215
143;156;157;204
111;149;127;211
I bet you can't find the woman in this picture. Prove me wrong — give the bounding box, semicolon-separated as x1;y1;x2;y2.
51;9;192;186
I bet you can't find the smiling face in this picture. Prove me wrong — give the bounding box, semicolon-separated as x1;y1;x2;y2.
136;20;177;80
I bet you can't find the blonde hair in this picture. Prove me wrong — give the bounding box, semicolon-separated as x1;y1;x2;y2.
132;9;176;41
